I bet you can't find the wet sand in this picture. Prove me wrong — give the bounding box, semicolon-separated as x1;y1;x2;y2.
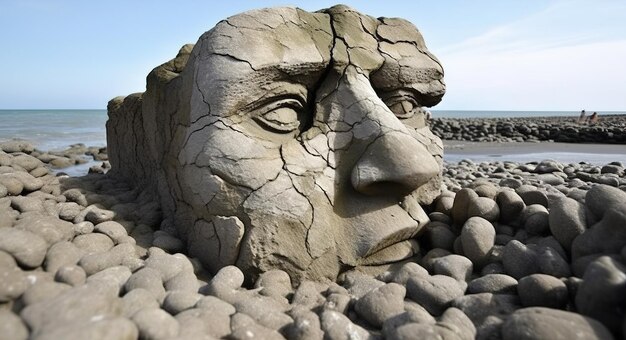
444;141;626;164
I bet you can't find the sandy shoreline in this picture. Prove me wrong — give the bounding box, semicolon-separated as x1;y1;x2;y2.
444;141;626;155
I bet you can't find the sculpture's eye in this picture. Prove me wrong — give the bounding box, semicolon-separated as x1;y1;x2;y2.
381;90;420;119
253;98;306;133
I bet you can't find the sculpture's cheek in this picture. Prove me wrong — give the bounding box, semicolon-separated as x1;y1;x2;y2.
185;123;284;191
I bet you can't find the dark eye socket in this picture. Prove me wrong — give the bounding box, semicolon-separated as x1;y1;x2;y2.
253;97;307;134
380;90;420;119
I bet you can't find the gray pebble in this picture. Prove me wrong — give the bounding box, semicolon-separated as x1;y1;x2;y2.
340;271;385;300
73;221;94;235
517;187;548;207
124;267;166;302
323;293;351;314
21;280;122;337
0;227;48;268
121;288;160;318
468;274;518;295
502;307;614;340
10;196;44;213
521;204;550;235
57;202;83;221
0;174;24;195
429;211;452;224
84;205;115;224
152;231;185;253
162;290;202;315
73;232;114;254
0;251;28;302
34;317;139;340
518;274;568;308
230;312;286;340
502;240;540;279
576;256;626;335
496;189;525;224
44;241;84;274
435;196;454;215
354;283;406;327
452;293;520;337
382;308;436;338
452;188;478;225
233;294;292;330
385;262;429;285
425;222;456;251
406;274;465;315
78;242;136;276
62;188;88;207
286;306;324;340
21;280;72;306
94;221;129;244
11;154;43;172
572;206;626;260
461;217;495;268
420;248;452;272
467;196;500;222
144;248;191;282
0;309;29;340
320;310;372;340
548;195;586;250
54;265;86;286
131;308;180;340
586;184;626;218
255;269;293;301
432;254;473;281
480;262;505;276
175;307;229;339
14;212;74;245
86;266;132;294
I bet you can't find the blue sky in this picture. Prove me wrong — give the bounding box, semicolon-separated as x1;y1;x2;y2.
1;0;625;110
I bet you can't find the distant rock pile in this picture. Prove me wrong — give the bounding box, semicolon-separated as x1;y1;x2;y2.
0;140;109;174
429;115;626;143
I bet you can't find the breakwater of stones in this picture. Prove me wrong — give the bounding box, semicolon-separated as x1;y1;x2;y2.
429;114;626;143
1;142;625;340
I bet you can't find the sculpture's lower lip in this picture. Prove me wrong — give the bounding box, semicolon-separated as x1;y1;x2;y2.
358;239;420;266
363;223;421;257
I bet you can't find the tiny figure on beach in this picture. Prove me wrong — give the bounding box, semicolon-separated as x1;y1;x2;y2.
588;111;599;125
578;109;586;124
425;109;432;120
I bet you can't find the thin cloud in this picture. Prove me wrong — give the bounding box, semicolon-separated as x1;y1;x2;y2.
440;0;626;55
435;0;626;110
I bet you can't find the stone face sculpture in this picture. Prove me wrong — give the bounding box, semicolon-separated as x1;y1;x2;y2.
107;5;445;283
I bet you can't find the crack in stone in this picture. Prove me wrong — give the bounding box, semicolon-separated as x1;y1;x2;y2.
211;52;256;71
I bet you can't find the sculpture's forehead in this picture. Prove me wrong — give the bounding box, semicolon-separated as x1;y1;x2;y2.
199;5;431;73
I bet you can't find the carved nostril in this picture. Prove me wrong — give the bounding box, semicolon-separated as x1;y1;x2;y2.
351;132;439;197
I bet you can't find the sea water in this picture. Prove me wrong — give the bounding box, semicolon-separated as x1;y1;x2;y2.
0;109;107;151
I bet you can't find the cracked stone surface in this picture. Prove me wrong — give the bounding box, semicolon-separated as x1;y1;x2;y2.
107;5;445;283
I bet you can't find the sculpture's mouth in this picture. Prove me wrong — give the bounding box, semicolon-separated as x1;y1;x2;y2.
357;207;424;267
358;238;421;266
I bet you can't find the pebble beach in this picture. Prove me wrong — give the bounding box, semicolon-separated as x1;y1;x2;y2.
1;115;625;340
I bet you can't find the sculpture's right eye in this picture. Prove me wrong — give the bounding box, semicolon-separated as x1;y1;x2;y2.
253;98;306;134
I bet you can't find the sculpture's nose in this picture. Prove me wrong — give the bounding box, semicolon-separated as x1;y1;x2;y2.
334;69;439;197
351;131;439;196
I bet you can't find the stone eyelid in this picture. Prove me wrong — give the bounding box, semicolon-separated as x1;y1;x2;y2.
251;96;308;133
379;89;421;119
